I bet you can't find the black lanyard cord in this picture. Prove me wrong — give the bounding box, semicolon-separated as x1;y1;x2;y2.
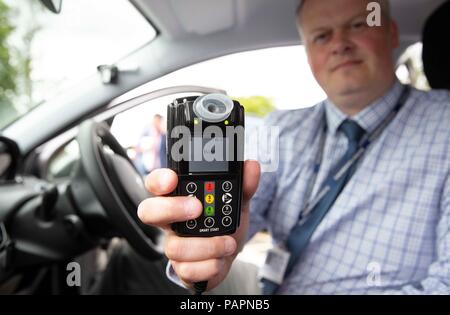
297;86;411;226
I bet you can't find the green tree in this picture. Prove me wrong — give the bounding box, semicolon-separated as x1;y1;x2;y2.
15;1;42;107
233;95;276;117
0;0;18;127
0;0;44;128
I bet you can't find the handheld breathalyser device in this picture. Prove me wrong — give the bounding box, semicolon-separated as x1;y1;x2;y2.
167;94;245;237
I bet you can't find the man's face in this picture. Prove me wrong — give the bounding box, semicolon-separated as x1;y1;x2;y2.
298;0;399;102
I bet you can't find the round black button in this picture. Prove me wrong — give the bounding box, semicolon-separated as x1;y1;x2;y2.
204;217;215;228
186;219;197;229
222;205;232;215
222;181;232;192
186;182;197;193
222;216;232;227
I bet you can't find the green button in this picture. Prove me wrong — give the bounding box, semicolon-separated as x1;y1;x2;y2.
205;206;215;217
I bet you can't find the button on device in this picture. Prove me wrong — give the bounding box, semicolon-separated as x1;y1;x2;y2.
204;217;215;228
186;219;197;229
205;206;215;217
222;205;232;215
186;182;197;193
222;216;232;227
205;182;215;192
222;193;232;204
205;194;214;204
222;181;232;192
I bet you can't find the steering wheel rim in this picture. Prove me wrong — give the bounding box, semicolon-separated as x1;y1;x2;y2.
76;119;163;260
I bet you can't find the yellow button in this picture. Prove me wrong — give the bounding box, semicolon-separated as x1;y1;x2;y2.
205;194;214;204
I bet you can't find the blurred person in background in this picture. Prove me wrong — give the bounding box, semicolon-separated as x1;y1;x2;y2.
131;114;166;176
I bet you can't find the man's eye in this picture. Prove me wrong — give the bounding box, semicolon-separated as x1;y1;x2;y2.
314;33;328;43
351;21;366;30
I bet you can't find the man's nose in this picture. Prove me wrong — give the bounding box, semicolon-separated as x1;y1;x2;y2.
331;30;354;55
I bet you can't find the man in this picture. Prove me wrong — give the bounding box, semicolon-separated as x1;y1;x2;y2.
137;0;450;294
132;114;166;176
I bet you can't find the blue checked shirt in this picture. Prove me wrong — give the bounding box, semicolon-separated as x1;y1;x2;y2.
248;80;450;294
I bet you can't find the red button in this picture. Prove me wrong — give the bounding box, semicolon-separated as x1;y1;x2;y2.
205;182;215;192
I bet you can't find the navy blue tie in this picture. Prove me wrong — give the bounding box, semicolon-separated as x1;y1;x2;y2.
262;119;366;295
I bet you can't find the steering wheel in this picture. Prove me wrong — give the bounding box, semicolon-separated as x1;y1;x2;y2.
75;119;163;260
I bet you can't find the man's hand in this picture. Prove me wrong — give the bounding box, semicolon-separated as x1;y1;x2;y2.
137;160;260;291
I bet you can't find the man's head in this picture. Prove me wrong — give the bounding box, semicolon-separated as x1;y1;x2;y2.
152;114;164;133
297;0;399;113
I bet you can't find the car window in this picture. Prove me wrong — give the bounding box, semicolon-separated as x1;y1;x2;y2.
116;46;328;111
47;139;79;180
0;0;157;129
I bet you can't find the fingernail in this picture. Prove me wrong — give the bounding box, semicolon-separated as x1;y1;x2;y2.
160;173;171;190
224;238;236;256
136;203;144;221
184;196;199;219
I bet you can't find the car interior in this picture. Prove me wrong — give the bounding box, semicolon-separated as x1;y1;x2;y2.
0;0;448;294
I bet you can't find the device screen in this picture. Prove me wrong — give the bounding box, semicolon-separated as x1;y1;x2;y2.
188;137;229;173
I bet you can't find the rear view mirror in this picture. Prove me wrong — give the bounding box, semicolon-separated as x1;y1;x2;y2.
39;0;62;14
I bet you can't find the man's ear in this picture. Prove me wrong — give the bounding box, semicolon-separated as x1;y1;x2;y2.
389;20;399;49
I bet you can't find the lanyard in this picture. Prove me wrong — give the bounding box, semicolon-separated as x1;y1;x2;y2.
296;86;410;226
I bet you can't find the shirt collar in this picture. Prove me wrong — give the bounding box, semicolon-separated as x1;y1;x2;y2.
324;80;405;135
